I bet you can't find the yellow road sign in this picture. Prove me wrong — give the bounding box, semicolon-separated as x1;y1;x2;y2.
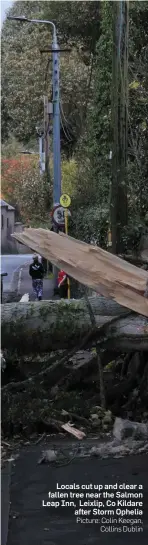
60;194;71;208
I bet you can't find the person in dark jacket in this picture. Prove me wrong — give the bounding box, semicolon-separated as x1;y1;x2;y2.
29;255;44;300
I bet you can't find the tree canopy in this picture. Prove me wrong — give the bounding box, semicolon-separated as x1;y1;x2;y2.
1;1;148;249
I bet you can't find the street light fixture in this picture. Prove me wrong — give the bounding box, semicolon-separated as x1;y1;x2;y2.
7;16;57;43
7;15;61;205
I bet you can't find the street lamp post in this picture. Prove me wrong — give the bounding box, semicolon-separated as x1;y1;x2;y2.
52;31;61;206
7;16;61;206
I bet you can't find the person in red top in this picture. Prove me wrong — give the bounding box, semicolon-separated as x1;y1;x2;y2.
58;270;67;298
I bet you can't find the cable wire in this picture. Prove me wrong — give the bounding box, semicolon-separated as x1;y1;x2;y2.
60;103;73;141
60;101;73;131
60;112;73;142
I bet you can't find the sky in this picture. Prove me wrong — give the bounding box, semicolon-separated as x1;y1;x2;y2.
1;0;14;29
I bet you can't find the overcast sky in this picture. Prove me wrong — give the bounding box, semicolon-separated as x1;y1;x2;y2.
1;0;14;29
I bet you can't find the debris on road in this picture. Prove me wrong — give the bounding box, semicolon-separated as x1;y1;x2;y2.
20;293;29;302
38;449;57;464
61;422;86;439
113;416;148;441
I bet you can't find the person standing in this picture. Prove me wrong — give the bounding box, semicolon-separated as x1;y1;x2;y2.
58;270;67;298
29;255;44;301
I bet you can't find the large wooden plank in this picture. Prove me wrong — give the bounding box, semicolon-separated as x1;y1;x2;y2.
12;229;148;316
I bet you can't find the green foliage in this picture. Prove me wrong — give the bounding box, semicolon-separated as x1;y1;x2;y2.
86;2;112;172
1;153;52;226
127;0;148;219
61;158;78;197
121;219;147;254
70;205;109;248
1;0;148;247
15;169;51;227
1;4;47;143
76;0;148;243
42;0;101;54
1;1;100;149
73;1;112;211
1;135;25;157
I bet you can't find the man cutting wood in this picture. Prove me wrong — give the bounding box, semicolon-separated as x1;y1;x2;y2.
29;255;44;301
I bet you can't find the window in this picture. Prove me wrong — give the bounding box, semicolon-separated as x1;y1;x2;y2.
2;214;4;229
7;217;9;228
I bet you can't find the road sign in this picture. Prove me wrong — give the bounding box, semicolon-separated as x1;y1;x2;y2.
60;194;71;208
52;205;71;228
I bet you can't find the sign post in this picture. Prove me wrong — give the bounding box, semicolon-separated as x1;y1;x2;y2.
64;208;70;299
51;204;71;229
60;194;71;299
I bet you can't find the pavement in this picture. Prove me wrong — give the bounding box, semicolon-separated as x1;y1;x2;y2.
1;439;148;545
1;254;33;292
1;254;54;300
17;264;54;300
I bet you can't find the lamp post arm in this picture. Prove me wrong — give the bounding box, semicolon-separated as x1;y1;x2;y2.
7;16;57;43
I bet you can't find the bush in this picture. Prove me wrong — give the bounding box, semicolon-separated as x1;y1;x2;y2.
70;205;109;248
121;220;148;254
1;154;52;226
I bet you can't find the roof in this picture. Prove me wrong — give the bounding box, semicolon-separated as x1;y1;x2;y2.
0;199;15;211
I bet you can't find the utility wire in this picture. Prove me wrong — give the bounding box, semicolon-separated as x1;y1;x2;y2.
60;100;73;131
60;112;72;141
119;58;142;171
60;114;72;142
60;102;73;140
112;2;142;171
60;112;72;142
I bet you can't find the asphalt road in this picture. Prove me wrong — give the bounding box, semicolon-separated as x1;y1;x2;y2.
4;440;148;545
1;254;33;291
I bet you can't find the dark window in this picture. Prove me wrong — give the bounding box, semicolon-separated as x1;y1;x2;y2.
2;214;4;229
7;217;9;228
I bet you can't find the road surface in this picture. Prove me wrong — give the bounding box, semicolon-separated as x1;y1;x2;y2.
1;254;33;291
2;439;148;545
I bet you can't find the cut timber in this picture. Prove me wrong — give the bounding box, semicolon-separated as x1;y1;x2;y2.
12;228;148;316
20;293;29;302
61;423;86;439
1;298;148;353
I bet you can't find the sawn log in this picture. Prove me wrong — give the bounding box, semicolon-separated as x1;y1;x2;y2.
1;297;148;353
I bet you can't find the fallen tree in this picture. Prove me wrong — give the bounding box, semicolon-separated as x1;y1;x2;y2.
1;297;148;354
12;228;148;316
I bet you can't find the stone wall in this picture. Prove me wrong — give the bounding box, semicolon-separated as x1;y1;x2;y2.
13;223;32;254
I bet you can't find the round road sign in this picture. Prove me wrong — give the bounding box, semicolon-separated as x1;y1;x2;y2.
52;205;71;228
60;194;71;208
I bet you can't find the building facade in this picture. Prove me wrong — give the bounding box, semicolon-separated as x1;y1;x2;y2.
1;199;30;254
1;199;15;253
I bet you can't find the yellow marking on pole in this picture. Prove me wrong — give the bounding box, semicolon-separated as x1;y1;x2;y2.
60;194;71;208
107;228;112;247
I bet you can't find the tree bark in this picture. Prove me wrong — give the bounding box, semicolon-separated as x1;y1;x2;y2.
1;296;148;353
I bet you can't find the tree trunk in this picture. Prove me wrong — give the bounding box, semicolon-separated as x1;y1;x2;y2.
1;297;148;354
